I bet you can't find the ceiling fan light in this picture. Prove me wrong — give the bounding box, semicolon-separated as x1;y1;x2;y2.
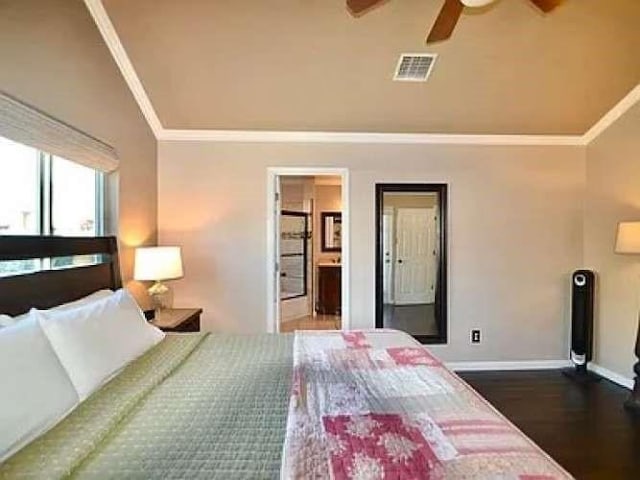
460;0;496;7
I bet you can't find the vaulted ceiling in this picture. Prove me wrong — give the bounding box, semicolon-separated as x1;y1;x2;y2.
102;0;640;135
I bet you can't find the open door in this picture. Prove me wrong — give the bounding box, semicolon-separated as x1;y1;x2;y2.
267;167;350;333
273;175;282;332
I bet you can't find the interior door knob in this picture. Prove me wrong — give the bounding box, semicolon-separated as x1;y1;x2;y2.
398;259;403;264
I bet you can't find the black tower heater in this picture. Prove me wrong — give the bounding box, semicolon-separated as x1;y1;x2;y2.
562;270;601;382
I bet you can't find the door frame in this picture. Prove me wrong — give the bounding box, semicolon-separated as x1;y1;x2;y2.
382;206;395;305
375;183;448;344
267;167;350;333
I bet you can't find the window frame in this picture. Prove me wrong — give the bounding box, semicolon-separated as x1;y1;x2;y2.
0;137;105;238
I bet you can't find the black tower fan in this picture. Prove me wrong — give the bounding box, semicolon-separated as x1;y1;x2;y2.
562;270;601;382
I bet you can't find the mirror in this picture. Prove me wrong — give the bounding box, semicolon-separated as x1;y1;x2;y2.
321;211;342;252
375;184;448;344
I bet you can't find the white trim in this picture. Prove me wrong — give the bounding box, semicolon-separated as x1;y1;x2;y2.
588;363;634;390
266;171;280;333
160;128;582;145
83;0;163;138
448;360;636;390
84;2;638;146
582;84;640;145
447;360;572;372
266;168;350;334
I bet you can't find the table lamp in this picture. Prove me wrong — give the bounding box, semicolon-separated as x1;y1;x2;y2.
614;222;640;412
134;246;184;315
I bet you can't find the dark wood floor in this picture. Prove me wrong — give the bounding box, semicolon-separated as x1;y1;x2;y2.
460;370;640;480
382;303;437;336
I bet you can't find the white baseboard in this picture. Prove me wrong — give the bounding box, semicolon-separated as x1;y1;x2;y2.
588;363;634;390
446;360;572;372
446;360;634;390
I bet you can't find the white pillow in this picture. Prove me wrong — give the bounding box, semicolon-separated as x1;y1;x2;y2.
0;289;113;329
35;289;164;400
51;289;114;312
0;314;16;328
0;315;79;462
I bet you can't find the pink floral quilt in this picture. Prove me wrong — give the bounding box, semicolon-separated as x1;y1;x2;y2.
281;329;573;479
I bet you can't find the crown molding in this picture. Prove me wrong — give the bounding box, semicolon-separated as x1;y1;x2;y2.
84;0;163;138
159;128;583;145
582;84;640;145
86;0;638;147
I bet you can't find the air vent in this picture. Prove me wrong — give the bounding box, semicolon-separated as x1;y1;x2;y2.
393;54;437;82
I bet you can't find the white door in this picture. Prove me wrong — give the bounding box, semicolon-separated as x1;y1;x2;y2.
394;208;437;305
382;207;395;304
273;176;282;330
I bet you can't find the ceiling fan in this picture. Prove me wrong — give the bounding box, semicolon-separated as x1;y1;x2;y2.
346;0;565;44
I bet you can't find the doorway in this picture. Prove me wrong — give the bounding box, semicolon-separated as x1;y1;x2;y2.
375;184;448;344
393;207;438;304
266;168;350;334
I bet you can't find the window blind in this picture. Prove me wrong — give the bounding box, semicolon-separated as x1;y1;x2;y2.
0;92;118;173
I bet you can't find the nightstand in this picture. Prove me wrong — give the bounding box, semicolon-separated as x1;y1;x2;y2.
145;308;202;332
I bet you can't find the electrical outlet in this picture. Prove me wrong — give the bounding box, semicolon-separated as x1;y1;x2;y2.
471;329;481;344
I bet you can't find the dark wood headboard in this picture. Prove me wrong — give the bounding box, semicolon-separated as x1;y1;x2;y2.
0;236;122;316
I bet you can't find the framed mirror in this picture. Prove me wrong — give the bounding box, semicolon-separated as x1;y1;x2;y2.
321;211;342;252
375;184;448;344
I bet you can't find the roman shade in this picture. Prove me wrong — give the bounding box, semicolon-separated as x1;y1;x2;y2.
0;92;118;173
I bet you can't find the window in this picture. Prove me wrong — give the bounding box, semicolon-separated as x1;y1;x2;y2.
51;156;102;236
0;136;105;275
0;136;104;236
0;137;40;235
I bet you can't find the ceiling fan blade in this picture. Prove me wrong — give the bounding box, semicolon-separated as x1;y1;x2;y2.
346;0;386;16
528;0;564;13
426;0;465;44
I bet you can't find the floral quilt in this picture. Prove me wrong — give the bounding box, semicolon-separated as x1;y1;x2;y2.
281;329;573;480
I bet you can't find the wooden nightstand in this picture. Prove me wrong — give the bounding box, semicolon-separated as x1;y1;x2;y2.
145;308;202;332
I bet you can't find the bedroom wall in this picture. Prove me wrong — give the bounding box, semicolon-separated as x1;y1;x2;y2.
0;0;157;306
584;101;640;382
158;141;585;362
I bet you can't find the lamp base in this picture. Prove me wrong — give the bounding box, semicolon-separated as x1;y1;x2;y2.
148;281;173;318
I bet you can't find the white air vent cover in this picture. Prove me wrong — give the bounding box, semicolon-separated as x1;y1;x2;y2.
393;54;437;82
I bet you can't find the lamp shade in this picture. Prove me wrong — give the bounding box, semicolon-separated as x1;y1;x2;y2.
615;222;640;254
134;246;184;281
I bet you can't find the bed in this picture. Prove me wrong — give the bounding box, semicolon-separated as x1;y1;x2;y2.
0;236;573;479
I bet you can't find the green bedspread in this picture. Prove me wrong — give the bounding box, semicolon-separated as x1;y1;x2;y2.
1;333;293;479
